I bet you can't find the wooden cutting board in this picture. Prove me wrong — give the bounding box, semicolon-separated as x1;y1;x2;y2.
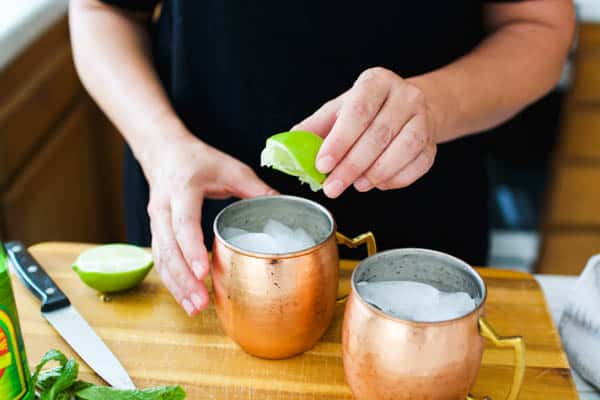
13;242;578;399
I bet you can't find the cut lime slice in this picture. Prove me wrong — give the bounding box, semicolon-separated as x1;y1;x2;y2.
72;244;153;293
260;131;326;191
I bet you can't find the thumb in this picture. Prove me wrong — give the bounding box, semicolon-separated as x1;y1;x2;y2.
291;95;343;138
227;164;278;199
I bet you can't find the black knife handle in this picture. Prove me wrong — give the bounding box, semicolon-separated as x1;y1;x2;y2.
5;241;70;313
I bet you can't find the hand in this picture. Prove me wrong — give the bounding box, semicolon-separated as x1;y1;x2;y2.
142;134;277;316
293;67;437;198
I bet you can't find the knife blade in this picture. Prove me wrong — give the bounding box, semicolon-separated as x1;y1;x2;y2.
5;241;135;390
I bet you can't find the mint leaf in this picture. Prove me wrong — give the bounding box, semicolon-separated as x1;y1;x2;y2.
36;367;63;392
32;349;69;388
75;385;186;400
70;381;94;392
42;358;79;400
34;349;186;400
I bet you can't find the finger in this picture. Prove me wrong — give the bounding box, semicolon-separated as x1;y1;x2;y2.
148;200;209;315
171;190;209;280
322;89;414;198
316;68;391;174
354;113;429;191
224;164;278;199
291;95;343;138
376;142;436;191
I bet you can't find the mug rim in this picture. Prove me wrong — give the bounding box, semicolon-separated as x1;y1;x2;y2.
213;195;337;259
350;248;488;326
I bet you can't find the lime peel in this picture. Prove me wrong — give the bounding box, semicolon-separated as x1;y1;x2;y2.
260;131;326;191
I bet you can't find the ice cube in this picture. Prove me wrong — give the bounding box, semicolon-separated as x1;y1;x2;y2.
222;227;248;240
223;220;317;254
263;219;316;252
228;233;280;253
423;291;476;322
356;280;476;322
294;228;316;248
358;281;439;321
263;219;295;239
263;220;299;251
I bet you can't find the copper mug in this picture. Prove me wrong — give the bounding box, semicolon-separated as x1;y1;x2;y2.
211;195;376;359
343;248;526;400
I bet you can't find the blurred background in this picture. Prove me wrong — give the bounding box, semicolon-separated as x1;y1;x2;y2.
0;0;599;275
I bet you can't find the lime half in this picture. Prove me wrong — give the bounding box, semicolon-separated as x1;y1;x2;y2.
260;131;326;191
72;244;153;293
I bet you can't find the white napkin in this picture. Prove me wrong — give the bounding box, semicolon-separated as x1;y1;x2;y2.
559;254;600;390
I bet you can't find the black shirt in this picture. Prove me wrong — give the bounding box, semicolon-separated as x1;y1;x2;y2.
102;0;518;265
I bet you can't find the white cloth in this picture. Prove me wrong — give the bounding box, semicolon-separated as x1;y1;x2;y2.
559;254;600;390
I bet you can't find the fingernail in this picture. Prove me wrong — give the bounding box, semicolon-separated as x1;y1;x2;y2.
354;177;372;192
192;261;205;279
191;292;205;309
324;179;344;198
316;155;335;173
182;298;195;315
267;189;279;196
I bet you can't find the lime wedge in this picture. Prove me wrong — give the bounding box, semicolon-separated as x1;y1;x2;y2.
260;131;326;191
72;244;153;293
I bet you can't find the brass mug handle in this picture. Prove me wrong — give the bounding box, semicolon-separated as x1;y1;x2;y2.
335;231;377;303
467;317;526;400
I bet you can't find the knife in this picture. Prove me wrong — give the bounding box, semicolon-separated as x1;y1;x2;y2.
5;241;136;390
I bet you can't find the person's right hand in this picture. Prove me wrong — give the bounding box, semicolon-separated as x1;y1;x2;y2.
142;133;277;316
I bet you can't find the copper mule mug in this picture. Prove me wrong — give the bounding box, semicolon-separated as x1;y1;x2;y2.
343;249;525;400
211;195;376;359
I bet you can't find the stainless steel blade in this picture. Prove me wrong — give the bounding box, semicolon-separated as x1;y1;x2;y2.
43;306;136;390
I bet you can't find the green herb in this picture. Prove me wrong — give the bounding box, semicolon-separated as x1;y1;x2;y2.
36;367;64;392
75;386;186;400
32;350;185;400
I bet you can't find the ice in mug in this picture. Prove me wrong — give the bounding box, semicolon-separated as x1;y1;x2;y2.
357;280;476;322
223;219;316;253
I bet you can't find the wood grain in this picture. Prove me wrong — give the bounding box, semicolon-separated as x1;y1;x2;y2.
0;16;126;243
576;23;600;53
571;24;600;105
0;17;81;190
0;104;105;244
571;55;600;105
544;164;600;226
86;101;127;242
11;243;578;399
537;23;600;275
557;105;600;161
537;230;600;275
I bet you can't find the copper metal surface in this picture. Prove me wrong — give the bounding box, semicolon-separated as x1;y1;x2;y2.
211;196;376;359
342;249;525;400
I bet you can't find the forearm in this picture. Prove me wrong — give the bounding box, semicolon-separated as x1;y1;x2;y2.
69;0;191;169
408;0;575;143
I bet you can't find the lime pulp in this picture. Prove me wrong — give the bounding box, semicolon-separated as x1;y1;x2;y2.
260;131;326;191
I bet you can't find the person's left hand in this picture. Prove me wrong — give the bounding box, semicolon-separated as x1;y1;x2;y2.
293;67;437;198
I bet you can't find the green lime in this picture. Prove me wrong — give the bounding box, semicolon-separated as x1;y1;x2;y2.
72;244;153;293
260;131;327;191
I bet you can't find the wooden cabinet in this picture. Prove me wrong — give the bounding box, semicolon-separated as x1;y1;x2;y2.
545;165;600;226
0;17;125;244
558;107;600;160
2;102;104;242
538;23;600;274
570;23;600;104
538;231;600;275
